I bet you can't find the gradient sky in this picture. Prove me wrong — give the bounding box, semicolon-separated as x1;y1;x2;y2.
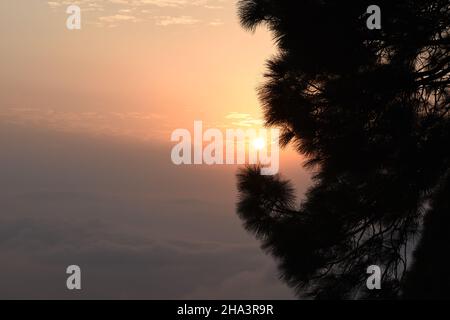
1;0;279;140
0;0;311;299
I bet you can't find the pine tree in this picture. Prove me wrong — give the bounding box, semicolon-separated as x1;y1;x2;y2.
236;0;450;299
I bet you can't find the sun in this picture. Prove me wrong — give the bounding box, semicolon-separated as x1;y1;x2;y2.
252;137;266;150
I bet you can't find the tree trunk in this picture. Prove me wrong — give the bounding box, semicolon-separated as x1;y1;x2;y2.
402;175;450;299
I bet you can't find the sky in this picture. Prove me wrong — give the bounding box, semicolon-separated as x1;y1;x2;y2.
0;0;311;299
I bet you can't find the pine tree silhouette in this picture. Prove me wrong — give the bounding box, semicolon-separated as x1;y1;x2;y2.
236;0;449;299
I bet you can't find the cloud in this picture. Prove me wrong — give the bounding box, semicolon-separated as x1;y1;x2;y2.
0;122;296;298
225;112;265;127
0;108;169;141
46;0;226;27
136;0;192;7
226;112;252;119
47;0;105;12
155;15;200;26
98;14;139;23
209;18;224;26
0;212;289;299
185;264;293;299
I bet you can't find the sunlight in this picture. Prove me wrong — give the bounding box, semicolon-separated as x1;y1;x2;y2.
252;137;266;150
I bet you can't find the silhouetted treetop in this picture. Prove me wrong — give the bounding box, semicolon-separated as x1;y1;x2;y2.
236;0;449;299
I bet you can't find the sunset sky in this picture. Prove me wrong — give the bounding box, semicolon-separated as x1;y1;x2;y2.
0;0;310;299
1;0;278;140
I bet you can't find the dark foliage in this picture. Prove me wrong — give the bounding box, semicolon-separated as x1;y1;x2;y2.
236;0;449;299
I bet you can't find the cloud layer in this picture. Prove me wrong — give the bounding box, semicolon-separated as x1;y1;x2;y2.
0;121;294;299
47;0;226;27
